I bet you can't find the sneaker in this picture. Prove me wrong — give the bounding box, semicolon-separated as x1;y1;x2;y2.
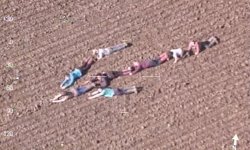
123;42;128;47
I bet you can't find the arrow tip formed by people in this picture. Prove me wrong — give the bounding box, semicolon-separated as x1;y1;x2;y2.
232;134;239;150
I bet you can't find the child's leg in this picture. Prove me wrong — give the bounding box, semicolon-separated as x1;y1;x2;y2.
120;69;132;76
109;43;128;53
79;57;95;72
50;93;63;102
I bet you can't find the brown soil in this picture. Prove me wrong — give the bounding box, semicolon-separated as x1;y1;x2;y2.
0;0;249;149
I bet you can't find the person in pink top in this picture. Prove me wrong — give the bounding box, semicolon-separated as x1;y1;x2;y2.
188;36;219;55
123;52;169;75
123;47;196;75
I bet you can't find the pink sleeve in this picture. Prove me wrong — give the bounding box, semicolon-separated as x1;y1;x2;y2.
188;41;195;51
194;42;200;55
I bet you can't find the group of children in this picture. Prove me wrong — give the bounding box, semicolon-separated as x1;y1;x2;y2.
50;36;219;103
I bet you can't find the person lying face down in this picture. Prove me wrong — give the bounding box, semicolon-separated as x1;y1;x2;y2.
124;53;169;75
60;57;96;89
188;36;220;55
51;83;96;103
168;48;193;63
92;42;128;60
89;73;110;88
85;70;131;88
88;86;138;99
122;48;193;75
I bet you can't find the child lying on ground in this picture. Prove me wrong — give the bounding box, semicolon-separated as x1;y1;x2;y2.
188;36;219;55
51;83;95;102
88;86;138;99
122;47;193;75
60;57;96;89
92;42;129;60
85;70;132;88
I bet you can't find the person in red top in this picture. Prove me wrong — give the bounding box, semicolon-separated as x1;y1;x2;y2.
188;36;219;55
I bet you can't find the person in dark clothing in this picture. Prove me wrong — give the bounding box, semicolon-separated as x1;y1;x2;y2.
188;36;220;55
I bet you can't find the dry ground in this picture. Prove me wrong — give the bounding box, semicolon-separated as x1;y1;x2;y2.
0;0;250;149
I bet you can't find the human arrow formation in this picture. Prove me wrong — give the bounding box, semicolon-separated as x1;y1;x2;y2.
50;36;219;102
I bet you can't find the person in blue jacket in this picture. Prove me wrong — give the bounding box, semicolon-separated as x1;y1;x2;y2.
60;57;96;89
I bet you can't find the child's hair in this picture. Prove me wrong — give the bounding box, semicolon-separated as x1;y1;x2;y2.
167;51;173;59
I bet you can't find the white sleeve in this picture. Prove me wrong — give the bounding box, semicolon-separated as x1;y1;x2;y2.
178;48;183;57
98;49;104;59
171;50;178;58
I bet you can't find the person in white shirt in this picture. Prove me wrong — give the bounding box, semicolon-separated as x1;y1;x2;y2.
168;48;191;63
170;48;183;63
92;42;129;59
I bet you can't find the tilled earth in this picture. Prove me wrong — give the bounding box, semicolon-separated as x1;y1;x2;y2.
0;0;249;149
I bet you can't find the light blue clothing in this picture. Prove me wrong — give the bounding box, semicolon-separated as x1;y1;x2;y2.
61;68;83;89
70;68;83;78
101;88;115;97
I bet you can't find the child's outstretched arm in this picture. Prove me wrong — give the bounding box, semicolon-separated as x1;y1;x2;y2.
50;94;63;102
90;89;101;95
50;96;69;103
173;57;179;63
50;93;69;103
88;90;104;99
88;93;102;99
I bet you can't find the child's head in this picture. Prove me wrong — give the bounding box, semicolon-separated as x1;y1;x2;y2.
92;49;98;55
167;51;173;59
